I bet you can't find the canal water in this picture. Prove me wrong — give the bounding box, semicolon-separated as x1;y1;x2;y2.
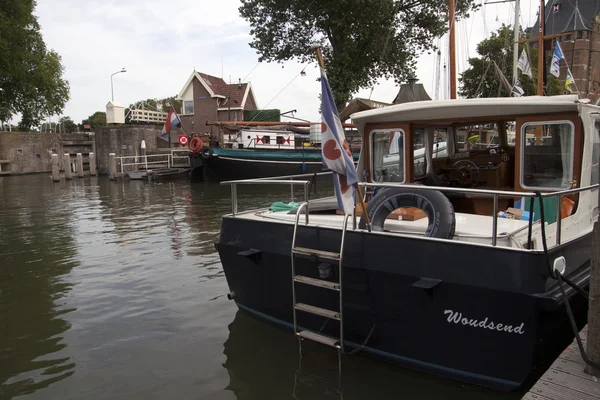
0;175;525;400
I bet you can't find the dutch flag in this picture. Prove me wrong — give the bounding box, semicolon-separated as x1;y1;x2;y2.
161;109;181;138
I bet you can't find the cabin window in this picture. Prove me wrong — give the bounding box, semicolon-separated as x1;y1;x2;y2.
183;101;194;115
456;123;500;152
263;136;271;144
414;128;449;179
592;122;600;186
520;121;574;189
371;129;405;183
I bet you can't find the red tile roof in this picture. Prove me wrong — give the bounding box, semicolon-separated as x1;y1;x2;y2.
196;72;254;109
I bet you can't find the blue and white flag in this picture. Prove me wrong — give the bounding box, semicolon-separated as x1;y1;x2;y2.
550;42;565;78
320;67;358;215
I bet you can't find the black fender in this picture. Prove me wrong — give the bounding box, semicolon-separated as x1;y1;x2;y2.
359;187;456;239
200;146;213;159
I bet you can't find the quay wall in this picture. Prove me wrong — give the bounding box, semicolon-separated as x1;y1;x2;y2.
0;132;85;174
93;126;166;174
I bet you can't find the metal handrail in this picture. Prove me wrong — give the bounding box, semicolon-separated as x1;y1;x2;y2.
222;172;599;249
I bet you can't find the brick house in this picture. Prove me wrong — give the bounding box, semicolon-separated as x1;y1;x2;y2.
531;1;600;97
176;70;259;139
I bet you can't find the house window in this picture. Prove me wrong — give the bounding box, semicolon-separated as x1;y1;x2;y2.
371;129;405;183
577;31;583;40
520;121;574;189
565;33;572;41
183;101;194;115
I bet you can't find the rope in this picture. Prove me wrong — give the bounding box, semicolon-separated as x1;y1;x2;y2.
534;190;600;370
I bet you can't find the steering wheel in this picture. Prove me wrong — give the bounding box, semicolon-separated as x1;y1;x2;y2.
451;160;480;187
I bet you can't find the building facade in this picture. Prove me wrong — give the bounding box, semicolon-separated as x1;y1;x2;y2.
176;71;258;139
531;1;600;97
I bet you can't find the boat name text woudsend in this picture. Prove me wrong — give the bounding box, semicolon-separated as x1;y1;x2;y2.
444;310;525;335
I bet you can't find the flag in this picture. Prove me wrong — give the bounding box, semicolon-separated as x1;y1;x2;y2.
565;70;575;93
512;79;525;97
161;108;181;138
320;67;358;215
550;42;565;77
492;61;513;96
517;49;532;78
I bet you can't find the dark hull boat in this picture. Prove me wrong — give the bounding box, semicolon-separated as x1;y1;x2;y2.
190;148;336;181
216;95;598;390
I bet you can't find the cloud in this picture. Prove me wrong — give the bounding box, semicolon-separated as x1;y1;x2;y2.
34;0;537;124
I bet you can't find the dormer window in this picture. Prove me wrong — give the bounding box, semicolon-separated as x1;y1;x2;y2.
553;2;561;13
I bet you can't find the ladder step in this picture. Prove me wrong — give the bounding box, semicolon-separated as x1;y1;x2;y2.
297;330;340;348
293;247;340;261
294;275;340;291
295;303;340;320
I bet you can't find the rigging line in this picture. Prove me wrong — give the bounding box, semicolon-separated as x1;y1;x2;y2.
236;65;308;130
241;62;260;83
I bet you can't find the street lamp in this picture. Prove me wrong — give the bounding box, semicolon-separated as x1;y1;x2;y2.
110;68;127;102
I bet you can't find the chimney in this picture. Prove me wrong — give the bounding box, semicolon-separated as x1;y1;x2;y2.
238;78;242;89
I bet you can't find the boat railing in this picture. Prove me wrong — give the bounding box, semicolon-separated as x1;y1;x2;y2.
359;182;599;248
222;173;598;250
117;154;172;174
170;150;191;167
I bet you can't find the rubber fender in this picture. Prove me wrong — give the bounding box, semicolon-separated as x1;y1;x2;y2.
200;146;213;159
359;188;456;239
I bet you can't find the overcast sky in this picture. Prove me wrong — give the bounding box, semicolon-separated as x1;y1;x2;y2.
35;0;541;124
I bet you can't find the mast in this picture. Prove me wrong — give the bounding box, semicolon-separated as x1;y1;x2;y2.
512;0;520;86
537;0;545;95
449;0;457;99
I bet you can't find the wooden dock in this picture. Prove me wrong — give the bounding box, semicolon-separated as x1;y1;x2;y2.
523;325;600;400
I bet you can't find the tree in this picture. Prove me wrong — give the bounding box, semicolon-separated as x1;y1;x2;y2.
239;0;478;109
459;25;562;98
0;0;70;129
59;116;77;133
81;112;106;129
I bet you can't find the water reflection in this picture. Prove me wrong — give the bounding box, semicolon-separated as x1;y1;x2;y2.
223;311;523;400
0;176;79;398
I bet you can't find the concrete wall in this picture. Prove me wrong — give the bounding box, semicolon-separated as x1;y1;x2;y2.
0;132;61;174
94;126;166;174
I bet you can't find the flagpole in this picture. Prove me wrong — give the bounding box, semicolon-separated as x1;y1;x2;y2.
313;45;371;230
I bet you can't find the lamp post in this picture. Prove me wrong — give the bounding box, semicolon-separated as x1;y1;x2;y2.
110;68;127;102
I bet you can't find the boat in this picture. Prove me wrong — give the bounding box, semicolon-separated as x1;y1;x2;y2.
215;94;599;390
189;128;360;181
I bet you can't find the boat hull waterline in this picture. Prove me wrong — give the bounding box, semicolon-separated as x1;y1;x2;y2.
216;217;590;391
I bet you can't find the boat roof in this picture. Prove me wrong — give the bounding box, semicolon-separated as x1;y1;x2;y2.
350;95;583;126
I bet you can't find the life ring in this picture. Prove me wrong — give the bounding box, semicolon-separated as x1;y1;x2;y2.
200;146;213;159
358;187;456;239
190;137;203;153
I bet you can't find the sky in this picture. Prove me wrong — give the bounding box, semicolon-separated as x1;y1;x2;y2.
34;0;542;125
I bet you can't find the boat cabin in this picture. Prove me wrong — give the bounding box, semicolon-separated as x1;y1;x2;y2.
240;129;296;150
350;95;600;245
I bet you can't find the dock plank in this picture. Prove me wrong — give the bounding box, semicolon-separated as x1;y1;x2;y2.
522;325;600;400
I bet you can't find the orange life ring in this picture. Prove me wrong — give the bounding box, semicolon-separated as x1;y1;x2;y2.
190;137;203;153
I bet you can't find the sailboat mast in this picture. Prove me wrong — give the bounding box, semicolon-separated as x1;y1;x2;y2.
449;0;457;99
537;0;545;95
512;0;520;86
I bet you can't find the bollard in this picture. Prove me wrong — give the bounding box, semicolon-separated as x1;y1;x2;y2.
51;154;60;182
76;153;84;177
63;153;72;180
109;153;117;180
89;152;97;176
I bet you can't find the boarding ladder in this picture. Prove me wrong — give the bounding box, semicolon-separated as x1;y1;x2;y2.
291;202;350;366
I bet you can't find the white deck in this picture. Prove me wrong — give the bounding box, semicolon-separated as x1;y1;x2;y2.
235;208;531;247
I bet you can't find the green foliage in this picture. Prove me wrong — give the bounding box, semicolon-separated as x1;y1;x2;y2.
244;109;281;122
459;25;562;98
81;111;106;129
0;0;70;129
239;0;478;109
59;116;77;133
